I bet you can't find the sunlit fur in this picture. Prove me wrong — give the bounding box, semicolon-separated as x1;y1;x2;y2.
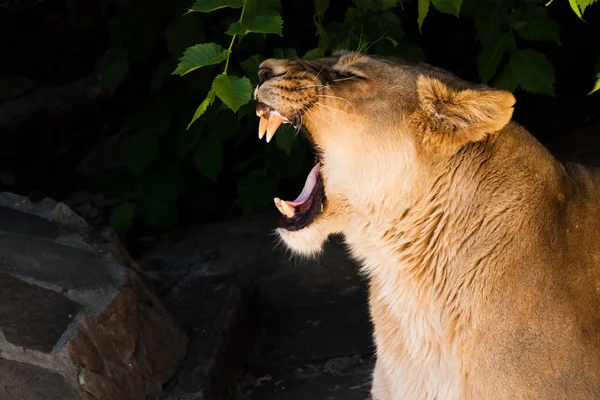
255;51;600;399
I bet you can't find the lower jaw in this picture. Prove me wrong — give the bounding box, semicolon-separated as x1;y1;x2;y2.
277;172;325;231
256;103;325;230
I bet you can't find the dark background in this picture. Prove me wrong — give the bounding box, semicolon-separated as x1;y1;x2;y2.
0;0;598;254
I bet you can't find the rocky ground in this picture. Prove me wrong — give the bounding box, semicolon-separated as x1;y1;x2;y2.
139;213;375;400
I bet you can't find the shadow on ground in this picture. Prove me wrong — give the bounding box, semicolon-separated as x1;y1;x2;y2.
140;213;374;399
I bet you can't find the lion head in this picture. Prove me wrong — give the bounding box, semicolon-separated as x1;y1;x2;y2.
253;51;516;256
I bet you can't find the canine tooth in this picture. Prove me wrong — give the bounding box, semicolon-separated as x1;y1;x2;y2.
266;115;283;143
280;200;296;218
274;197;286;217
259;117;268;139
274;197;295;218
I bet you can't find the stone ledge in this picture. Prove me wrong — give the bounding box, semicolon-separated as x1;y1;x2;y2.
0;193;188;400
161;275;264;400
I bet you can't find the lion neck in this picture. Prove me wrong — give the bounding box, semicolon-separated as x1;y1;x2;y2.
342;140;520;349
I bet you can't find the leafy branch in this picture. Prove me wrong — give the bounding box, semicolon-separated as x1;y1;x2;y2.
223;0;247;74
567;0;598;19
173;0;283;129
103;0;600;236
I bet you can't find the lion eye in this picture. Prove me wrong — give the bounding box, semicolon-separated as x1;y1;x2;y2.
334;70;366;82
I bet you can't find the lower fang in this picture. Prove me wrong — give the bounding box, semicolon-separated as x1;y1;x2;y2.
274;197;295;218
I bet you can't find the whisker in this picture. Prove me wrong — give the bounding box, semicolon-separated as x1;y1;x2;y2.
306;108;336;131
365;31;388;53
316;94;357;111
314;67;325;79
314;102;364;121
357;30;368;54
296;84;329;90
302;107;319;125
296;113;303;136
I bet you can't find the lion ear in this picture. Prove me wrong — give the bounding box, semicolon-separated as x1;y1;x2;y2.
416;75;516;144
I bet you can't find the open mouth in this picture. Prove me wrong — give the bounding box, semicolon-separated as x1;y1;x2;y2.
256;102;325;231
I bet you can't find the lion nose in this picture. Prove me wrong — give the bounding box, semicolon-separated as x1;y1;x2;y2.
258;67;275;84
257;59;287;84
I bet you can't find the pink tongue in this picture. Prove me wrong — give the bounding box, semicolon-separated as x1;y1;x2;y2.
285;163;321;206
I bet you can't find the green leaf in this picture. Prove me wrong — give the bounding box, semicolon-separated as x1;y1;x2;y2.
381;0;399;9
492;66;518;92
273;48;298;58
352;0;398;10
473;1;508;47
476;33;516;83
578;0;598;14
134;102;172;135
276;124;296;156
268;139;308;179
315;0;330;14
378;11;404;40
508;5;560;43
166;15;205;57
240;54;267;84
188;90;216;130
244;0;281;20
142;164;185;201
109;202;136;235
194;135;223;181
179;121;204;158
354;0;380;9
418;0;430;31
136;195;178;228
101;52;129;93
304;48;325;60
226;22;245;36
173;43;228;76
212;75;252;112
151;59;176;92
589;73;600;95
236;171;277;213
431;0;462;16
188;0;243;13
569;0;584;18
207;109;240;139
226;15;284;36
314;17;329;46
567;0;597;18
124;134;158;175
509;49;555;96
186;65;218;92
393;40;426;63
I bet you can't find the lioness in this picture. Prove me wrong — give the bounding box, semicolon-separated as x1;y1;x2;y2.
253;51;600;399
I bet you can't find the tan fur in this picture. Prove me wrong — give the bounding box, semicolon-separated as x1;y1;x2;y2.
255;52;600;399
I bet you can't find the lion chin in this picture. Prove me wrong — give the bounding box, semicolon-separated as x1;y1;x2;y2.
254;51;600;400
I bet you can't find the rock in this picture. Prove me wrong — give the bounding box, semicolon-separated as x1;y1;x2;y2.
0;76;37;102
139;212;366;308
0;193;187;400
0;358;82;400
246;356;374;400
140;212;369;399
251;300;373;371
160;275;264;400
